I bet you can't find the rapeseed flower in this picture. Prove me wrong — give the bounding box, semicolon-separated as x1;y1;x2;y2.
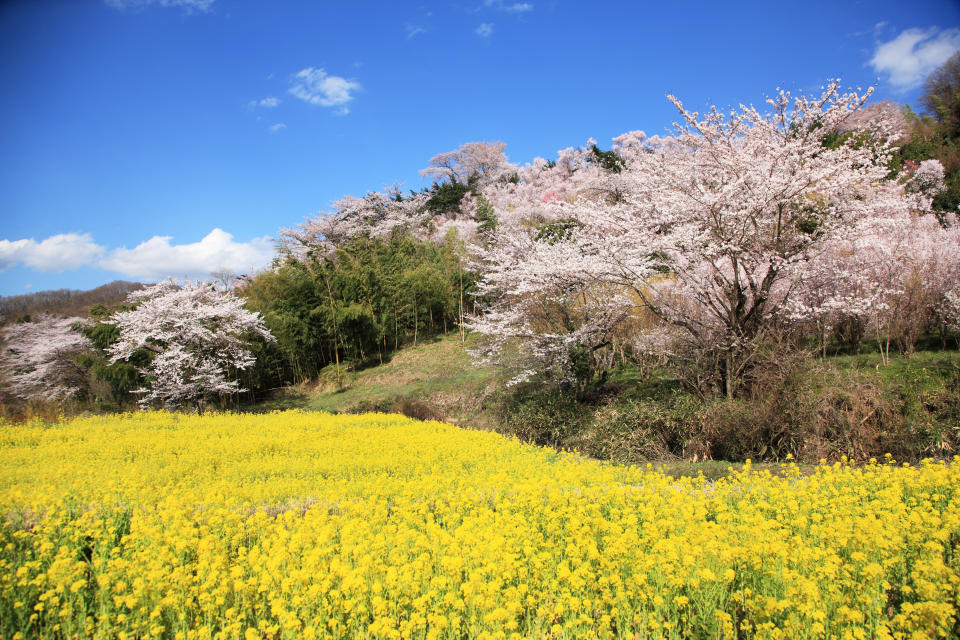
0;411;958;638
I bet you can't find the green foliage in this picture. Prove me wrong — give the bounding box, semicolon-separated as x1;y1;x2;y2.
474;194;498;236
534;217;584;244
919;51;960;130
76;303;145;407
423;174;498;239
336;303;379;362
240;233;479;396
493;385;590;448
896;54;960;219
898;119;960;218
83;304;122;349
589;143;625;173
425;180;472;214
568;344;594;389
488;348;960;464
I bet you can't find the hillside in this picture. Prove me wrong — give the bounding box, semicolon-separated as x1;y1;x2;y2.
0;280;142;324
259;334;501;428
257;335;960;467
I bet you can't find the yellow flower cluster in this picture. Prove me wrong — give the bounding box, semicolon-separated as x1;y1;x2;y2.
1;411;958;639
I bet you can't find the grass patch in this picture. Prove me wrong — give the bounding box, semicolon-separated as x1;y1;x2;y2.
254;334;500;427
254;333;960;464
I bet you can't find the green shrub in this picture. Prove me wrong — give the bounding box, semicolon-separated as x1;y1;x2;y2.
573;395;703;463
492;386;591;448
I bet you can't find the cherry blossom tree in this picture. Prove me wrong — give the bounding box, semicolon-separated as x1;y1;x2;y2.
797;209;960;359
940;286;960;338
280;186;429;261
785;156;956;358
468;230;632;387
836;99;908;140
472;82;934;396
280;144;517;263
109;280;275;411
0;315;93;403
467;142;635;386
910;159;947;196
419;141;515;187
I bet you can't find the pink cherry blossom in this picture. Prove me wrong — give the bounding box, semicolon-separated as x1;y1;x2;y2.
469;82;953;392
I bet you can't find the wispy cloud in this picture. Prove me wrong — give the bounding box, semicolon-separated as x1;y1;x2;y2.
870;27;960;90
0;234;104;273
104;0;214;13
269;123;286;132
100;229;274;280
483;0;533;12
289;67;361;113
250;97;280;108
406;24;426;39
475;22;494;37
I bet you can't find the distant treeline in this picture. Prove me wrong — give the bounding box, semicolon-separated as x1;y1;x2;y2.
0;281;143;325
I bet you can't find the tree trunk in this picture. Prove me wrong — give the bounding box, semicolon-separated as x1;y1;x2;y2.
459;262;465;343
725;352;734;400
322;275;341;385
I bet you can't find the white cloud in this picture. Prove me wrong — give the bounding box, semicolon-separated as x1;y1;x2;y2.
250;97;280;108
406;24;426;39
100;229;275;280
104;0;214;12
270;123;286;132
289;68;361;110
0;229;275;281
483;0;532;12
475;22;494;37
0;234;104;273
870;27;960;90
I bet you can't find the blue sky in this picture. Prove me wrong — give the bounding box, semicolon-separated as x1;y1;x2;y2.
1;0;959;296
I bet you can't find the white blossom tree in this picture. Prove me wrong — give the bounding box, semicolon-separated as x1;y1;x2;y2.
0;315;93;403
790;206;960;360
419;141;515;187
467;141;637;385
280;144;518;263
940;287;960;338
785;156;955;359
280;186;429;261
109;280;275;411
472;82;940;395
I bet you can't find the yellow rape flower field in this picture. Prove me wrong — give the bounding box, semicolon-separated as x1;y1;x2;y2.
1;411;959;640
